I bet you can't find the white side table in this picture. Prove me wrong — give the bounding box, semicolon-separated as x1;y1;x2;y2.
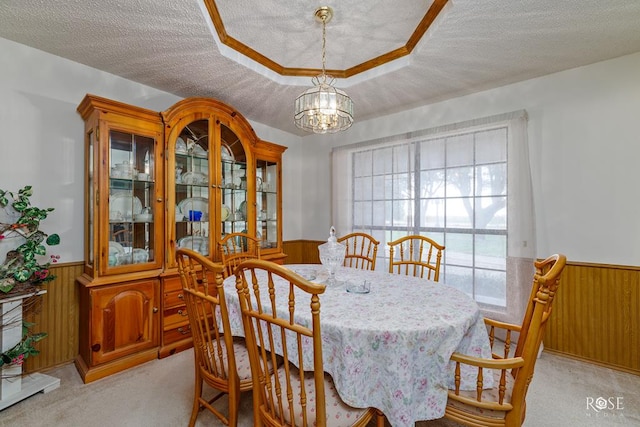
0;290;60;411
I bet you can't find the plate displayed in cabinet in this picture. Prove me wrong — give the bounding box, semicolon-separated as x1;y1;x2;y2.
109;191;143;221
221;143;234;162
109;241;125;256
238;200;247;217
221;204;230;221
108;241;125;266
132;248;149;263
177;197;208;216
177;236;208;254
181;171;208;185
192;144;208;158
175;137;188;155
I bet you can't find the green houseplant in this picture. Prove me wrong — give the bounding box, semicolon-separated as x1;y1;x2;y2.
0;185;60;367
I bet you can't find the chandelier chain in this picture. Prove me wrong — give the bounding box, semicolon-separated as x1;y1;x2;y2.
321;15;327;81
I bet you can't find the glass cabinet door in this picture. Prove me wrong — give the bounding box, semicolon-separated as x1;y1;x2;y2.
256;158;279;250
173;120;211;257
107;129;158;271
220;124;249;252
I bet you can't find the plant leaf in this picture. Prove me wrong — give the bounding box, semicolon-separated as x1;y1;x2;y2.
14;269;31;281
19;185;33;194
46;234;60;245
12;200;28;211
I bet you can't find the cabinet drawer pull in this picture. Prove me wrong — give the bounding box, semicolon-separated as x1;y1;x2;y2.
178;309;188;317
178;327;189;335
178;293;184;300
153;307;158;313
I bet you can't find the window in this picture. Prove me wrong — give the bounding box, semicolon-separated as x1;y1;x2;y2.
333;111;534;324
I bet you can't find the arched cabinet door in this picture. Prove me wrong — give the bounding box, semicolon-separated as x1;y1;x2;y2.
162;98;257;267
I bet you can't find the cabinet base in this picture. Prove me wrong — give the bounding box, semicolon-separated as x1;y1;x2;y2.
74;348;159;384
158;337;193;359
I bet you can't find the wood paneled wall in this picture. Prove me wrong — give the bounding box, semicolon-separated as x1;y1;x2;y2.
17;248;640;377
282;240;323;265
544;261;639;375
23;262;83;373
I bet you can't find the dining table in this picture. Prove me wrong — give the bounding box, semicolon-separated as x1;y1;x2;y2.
222;264;493;427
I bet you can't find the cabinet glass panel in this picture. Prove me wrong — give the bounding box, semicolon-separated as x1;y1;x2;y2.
174;120;210;256
256;159;278;249
108;130;156;267
221;124;248;243
88;129;95;266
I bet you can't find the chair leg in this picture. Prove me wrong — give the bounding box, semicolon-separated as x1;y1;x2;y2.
227;389;240;427
189;370;203;427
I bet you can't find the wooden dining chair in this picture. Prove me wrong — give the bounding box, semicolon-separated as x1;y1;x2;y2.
387;235;445;281
444;254;567;427
218;232;261;278
337;232;380;270
233;259;385;427
176;248;253;427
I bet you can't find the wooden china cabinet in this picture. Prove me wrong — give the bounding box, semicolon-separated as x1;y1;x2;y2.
76;95;286;382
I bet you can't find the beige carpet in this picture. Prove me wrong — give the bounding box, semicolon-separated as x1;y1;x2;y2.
1;350;638;426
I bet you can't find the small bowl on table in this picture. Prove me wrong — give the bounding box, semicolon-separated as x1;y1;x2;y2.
346;279;371;294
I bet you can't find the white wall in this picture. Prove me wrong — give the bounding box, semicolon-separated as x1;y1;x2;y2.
299;52;640;266
3;35;640;266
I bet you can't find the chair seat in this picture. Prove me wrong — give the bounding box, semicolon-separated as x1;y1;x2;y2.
447;360;517;420
201;337;252;382
263;366;372;427
203;337;281;388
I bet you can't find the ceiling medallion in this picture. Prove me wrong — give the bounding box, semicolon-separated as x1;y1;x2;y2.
294;6;354;134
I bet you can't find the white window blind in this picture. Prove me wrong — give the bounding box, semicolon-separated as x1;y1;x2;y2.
332;111;535;324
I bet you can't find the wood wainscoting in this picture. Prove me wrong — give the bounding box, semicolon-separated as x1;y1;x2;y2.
544;261;639;375
18;250;640;377
22;261;83;373
282;239;323;265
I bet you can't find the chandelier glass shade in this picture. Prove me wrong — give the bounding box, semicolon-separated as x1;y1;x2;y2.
294;7;354;134
294;75;353;134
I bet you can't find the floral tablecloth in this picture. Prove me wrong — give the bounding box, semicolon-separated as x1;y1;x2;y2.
222;265;492;427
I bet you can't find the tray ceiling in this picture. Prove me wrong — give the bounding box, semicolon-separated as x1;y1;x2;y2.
1;0;640;136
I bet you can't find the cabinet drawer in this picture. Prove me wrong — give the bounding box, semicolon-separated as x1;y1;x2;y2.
164;288;185;308
163;275;218;295
164;305;190;328
164;324;192;342
163;276;183;293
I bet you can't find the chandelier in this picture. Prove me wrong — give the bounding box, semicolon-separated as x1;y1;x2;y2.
294;6;354;134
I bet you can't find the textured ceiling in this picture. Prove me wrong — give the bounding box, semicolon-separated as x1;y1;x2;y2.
1;0;640;136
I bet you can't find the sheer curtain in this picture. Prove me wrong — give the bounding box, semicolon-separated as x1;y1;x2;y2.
332;135;414;240
332;111;535;324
